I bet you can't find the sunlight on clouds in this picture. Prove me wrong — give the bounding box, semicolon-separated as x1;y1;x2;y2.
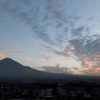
94;68;100;73
81;53;100;74
72;54;78;60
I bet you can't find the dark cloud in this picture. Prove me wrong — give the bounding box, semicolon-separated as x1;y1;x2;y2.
69;39;84;50
52;49;70;57
71;26;85;36
72;66;79;70
40;43;52;49
55;34;65;45
85;26;91;33
56;22;63;28
74;16;81;20
34;29;56;45
87;17;94;21
40;43;69;57
41;64;72;74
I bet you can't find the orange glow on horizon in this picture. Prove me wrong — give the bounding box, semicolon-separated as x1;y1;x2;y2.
0;53;5;59
94;68;100;73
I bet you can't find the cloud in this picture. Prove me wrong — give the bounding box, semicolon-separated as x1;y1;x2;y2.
34;30;56;45
65;34;100;74
55;34;66;45
47;0;62;19
18;56;32;61
0;45;9;51
72;66;79;70
9;45;23;53
74;16;81;20
50;44;78;60
14;45;22;52
71;26;85;36
0;0;82;46
43;33;100;75
40;43;52;49
0;53;5;59
1;0;100;75
40;43;77;60
49;37;100;75
40;43;69;57
80;68;100;76
23;58;32;61
41;64;72;74
0;0;57;45
53;49;69;57
85;26;91;34
87;16;94;21
40;55;51;61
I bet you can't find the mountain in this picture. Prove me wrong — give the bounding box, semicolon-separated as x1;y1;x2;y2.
0;58;51;81
0;58;100;82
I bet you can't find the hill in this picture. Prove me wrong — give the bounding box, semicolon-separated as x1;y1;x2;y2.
0;58;100;82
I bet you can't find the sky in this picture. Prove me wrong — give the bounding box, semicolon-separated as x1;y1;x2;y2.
1;0;100;75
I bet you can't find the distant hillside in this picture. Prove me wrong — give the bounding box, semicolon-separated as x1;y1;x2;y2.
0;58;100;82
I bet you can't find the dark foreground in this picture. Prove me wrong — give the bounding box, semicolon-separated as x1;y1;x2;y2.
0;81;100;100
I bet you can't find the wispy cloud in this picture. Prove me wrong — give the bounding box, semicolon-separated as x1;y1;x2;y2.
8;45;23;53
47;0;62;19
0;0;81;46
15;45;22;52
0;45;9;51
40;55;51;61
23;58;32;61
18;56;32;61
71;26;85;36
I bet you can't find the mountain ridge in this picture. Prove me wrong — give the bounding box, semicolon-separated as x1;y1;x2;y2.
0;58;100;82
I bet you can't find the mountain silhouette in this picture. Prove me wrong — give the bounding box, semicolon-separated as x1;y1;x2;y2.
0;58;62;82
0;58;100;82
0;58;46;81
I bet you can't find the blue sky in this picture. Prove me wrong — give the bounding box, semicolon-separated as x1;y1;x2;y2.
1;0;100;75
